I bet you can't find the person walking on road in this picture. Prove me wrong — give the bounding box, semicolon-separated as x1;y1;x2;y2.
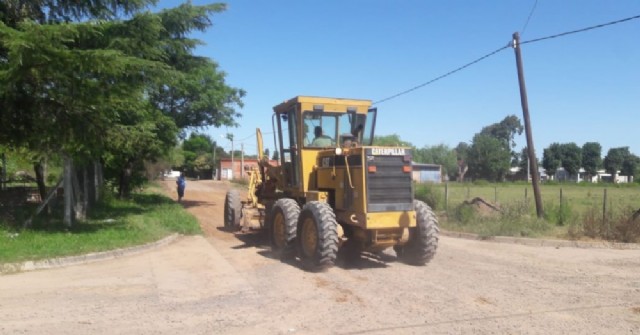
176;173;186;202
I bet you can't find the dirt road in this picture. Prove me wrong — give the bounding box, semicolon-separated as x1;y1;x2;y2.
1;180;639;334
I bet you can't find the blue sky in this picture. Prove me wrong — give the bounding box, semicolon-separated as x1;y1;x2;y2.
159;0;639;158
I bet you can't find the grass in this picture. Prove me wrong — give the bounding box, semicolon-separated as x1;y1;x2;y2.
415;182;640;242
0;183;200;264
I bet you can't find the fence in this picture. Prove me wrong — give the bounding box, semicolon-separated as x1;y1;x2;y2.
0;158;104;229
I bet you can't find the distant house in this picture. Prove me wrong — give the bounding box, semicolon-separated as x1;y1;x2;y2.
590;170;632;183
411;163;442;183
552;167;632;183
219;158;279;180
509;166;548;182
554;167;586;182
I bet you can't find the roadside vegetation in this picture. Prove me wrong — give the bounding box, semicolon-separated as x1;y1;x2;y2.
415;182;640;242
0;184;200;264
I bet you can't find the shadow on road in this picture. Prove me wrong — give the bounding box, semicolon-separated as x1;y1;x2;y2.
216;225;395;271
179;199;216;209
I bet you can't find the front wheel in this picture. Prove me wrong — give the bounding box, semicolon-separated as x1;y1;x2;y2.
296;201;339;272
269;198;300;259
396;200;439;265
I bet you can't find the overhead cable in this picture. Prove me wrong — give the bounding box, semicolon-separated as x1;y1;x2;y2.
521;13;640;45
520;0;539;37
374;13;640;105
373;43;511;105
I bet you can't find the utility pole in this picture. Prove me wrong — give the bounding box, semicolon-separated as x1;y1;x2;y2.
212;141;217;180
1;152;6;190
226;133;234;179
512;32;544;218
240;143;245;180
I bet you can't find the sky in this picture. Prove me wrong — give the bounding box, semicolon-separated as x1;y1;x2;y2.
159;0;640;158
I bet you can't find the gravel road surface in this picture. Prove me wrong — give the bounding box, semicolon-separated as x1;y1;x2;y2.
1;180;639;334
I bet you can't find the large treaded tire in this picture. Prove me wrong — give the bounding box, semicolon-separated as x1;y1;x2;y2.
269;198;300;259
296;201;339;272
396;200;439;266
223;190;242;231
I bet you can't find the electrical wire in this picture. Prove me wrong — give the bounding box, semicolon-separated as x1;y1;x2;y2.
373;43;511;105
373;13;640;106
521;13;640;45
520;0;539;37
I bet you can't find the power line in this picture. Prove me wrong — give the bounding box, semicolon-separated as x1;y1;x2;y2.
520;0;539;37
521;13;640;45
373;43;511;105
373;13;640;106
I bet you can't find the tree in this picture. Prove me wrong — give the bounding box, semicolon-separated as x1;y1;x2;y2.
559;143;582;176
182;133;213;176
542;143;562;177
0;3;244;198
455;142;469;182
480;115;523;156
467;134;511;182
621;154;639;181
581;142;602;182
604;147;631;183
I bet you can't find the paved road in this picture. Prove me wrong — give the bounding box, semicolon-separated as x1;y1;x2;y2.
1;180;639;334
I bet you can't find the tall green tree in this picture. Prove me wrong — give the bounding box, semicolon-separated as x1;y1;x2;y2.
559;143;582;176
467;134;511;182
542;143;562;177
621;154;639;181
604;147;630;183
480;115;523;159
455;142;469;182
581;142;602;182
182;133;213;176
1;2;244;198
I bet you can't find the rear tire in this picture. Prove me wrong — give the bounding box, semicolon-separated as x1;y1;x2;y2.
396;200;439;265
224;190;241;231
297;201;339;272
269;198;300;259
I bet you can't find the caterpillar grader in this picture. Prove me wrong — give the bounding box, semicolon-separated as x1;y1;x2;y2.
223;96;438;271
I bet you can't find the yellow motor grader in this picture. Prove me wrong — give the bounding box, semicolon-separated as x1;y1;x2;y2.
223;96;438;271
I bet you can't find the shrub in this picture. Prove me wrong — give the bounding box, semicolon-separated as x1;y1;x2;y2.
612;206;640;243
452;203;475;224
414;183;442;210
544;201;576;226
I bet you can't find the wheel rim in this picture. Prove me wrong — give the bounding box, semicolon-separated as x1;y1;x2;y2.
273;211;286;249
301;217;318;258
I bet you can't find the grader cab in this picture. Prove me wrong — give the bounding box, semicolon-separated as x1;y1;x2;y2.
223;96;438;271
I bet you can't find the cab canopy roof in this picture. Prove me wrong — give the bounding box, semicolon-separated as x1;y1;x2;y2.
273;96;372;114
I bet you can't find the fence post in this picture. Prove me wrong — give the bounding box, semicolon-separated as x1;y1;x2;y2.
559;187;564;224
560;187;563;207
524;187;528;201
494;187;497;203
445;182;449;211
63;155;73;227
603;188;608;237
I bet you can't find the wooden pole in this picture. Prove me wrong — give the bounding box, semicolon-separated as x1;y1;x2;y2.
445;182;449;211
63;155;73;227
512;32;544;218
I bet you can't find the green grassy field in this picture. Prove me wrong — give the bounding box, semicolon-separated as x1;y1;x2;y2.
415;182;640;242
0;183;200;264
426;182;640;212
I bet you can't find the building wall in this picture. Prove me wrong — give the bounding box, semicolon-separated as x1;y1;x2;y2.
219;159;278;180
411;163;442;183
